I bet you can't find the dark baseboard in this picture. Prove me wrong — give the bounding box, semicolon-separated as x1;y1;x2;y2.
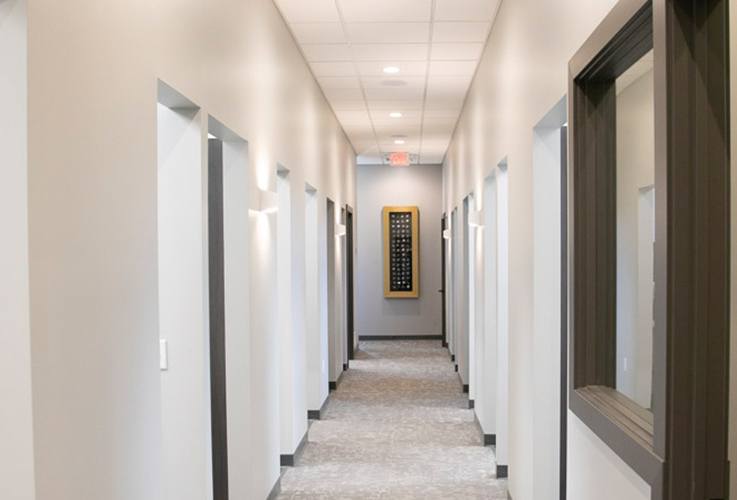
359;334;443;341
307;394;330;420
280;427;309;467
442;340;448;347
468;399;475;409
497;465;508;479
462;384;469;394
343;362;348;371
484;434;497;446
329;370;345;392
454;364;459;372
266;477;281;500
451;354;455;362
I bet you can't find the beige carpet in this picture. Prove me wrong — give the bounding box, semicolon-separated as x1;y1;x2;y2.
277;340;508;499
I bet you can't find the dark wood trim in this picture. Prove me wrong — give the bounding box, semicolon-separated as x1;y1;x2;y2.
307;394;331;420
462;384;469;394
450;354;455;362
468;399;475;409
496;465;508;479
346;205;355;360
329;370;345;392
656;1;731;497
484;434;496;446
207;138;229;500
560;124;568;500
342;362;348;371
358;334;442;341
569;0;731;498
266;478;281;500
280;428;309;467
441;214;448;347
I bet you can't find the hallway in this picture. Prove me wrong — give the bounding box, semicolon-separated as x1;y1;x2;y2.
278;340;507;499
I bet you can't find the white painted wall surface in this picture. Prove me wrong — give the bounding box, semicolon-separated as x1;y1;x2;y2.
532;105;565;500
25;0;355;498
305;189;330;413
441;1;653;498
355;164;443;337
157;102;211;500
0;0;36;498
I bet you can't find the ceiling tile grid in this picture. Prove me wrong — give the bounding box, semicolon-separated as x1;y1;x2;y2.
274;0;501;165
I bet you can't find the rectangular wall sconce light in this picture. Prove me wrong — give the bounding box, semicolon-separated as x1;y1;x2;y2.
335;223;347;237
442;229;451;239
468;210;484;228
249;188;278;215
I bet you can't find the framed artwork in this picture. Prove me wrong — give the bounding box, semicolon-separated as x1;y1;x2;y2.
383;206;420;298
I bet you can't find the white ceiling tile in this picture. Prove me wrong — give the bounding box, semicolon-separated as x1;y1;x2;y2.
275;0;341;23
290;23;346;44
356;61;428;77
338;0;433;22
309;62;356;77
357;154;385;165
323;87;364;100
419;152;446;164
434;0;500;21
364;86;426;101
330;100;367;110
423;107;461;119
361;76;426;89
428;60;478;76
432;22;491;42
366;100;424;111
302;44;352;62
345;23;430;43
352;43;428;61
318;76;361;89
369;108;423;121
431;43;484;61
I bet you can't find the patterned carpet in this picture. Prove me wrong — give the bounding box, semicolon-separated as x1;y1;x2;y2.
277;340;508;499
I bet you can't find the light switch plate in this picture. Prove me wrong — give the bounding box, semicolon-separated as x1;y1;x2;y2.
160;339;168;371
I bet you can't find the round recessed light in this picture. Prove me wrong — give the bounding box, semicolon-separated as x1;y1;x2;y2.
389;112;403;118
394;139;406;145
383;66;400;74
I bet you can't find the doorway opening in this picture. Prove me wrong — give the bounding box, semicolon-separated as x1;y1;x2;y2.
345;205;355;362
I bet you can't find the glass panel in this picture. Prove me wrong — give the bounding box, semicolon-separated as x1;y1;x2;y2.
615;50;655;409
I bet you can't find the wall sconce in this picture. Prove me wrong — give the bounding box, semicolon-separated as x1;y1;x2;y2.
335;223;347;237
442;229;451;240
468;210;484;228
249;188;278;215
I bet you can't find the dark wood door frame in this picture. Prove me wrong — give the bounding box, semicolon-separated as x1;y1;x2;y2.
346;205;355;361
560;125;568;500
441;214;448;348
207;138;229;500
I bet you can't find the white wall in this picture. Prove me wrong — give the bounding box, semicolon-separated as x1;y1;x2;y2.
157;101;211;500
442;1;653;499
0;0;36;498
305;188;330;413
615;68;655;407
532;100;565;500
355;164;443;337
25;0;355;498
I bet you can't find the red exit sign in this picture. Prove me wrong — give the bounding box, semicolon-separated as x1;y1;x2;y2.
388;152;410;166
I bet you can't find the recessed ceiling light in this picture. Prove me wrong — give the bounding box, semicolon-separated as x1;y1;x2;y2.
383;66;400;74
394;139;406;145
389;112;402;118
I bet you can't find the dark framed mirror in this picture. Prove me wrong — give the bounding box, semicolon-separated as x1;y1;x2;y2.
568;0;730;498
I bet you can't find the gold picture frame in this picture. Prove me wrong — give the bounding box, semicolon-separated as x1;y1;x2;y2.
383;206;420;298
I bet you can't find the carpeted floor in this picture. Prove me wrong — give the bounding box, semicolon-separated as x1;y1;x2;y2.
277;340;508;499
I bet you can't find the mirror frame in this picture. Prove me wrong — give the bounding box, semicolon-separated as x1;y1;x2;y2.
568;0;730;498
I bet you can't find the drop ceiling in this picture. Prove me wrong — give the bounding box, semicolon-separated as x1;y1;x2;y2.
274;0;501;165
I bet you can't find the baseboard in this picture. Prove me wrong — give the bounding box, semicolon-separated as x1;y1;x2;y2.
454;364;458;372
307;394;330;420
266;477;281;500
468;399;475;409
280;427;309;467
329;369;345;392
484;433;496;446
496;464;508;479
451;354;455;362
343;362;348;371
462;384;469;394
442;340;448;347
359;334;443;341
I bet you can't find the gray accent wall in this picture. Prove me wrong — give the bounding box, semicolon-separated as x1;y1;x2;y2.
356;164;443;337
